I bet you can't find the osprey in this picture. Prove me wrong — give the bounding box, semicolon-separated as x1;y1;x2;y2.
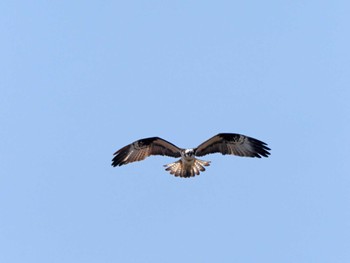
112;133;270;178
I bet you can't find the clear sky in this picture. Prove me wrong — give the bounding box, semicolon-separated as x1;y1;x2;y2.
1;1;350;262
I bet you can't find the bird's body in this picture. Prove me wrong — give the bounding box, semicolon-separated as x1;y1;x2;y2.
112;133;270;178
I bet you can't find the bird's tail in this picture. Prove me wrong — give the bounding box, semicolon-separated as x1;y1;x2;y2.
163;158;210;178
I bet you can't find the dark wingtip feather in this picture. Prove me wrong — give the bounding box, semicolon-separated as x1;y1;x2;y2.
111;145;130;167
248;137;271;158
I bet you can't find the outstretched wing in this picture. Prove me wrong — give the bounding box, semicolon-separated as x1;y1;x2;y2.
194;133;270;158
112;137;182;167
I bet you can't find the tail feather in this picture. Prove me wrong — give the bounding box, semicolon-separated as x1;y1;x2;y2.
164;158;210;178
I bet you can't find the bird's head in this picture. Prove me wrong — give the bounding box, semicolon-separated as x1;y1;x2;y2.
184;149;195;158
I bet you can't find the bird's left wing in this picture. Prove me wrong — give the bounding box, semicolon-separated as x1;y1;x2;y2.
112;137;182;167
194;133;270;158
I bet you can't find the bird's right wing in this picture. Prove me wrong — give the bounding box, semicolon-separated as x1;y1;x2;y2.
112;137;182;167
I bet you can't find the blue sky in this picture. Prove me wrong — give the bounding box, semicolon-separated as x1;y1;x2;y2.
1;1;350;262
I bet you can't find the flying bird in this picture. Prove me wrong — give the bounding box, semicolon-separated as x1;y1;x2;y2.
112;133;271;178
